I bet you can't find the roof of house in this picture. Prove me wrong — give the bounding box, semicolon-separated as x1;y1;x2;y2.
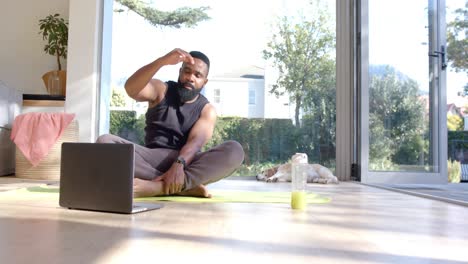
448;95;468;109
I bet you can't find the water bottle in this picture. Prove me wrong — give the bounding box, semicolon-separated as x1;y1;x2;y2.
291;153;308;210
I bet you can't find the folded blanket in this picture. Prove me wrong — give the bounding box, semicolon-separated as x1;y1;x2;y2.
11;112;75;166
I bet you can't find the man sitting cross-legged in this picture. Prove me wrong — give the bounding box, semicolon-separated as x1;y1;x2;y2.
97;48;244;198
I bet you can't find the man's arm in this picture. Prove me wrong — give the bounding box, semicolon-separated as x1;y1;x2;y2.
124;48;195;104
159;104;217;194
179;104;217;164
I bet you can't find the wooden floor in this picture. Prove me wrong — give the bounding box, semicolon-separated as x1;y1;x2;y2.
0;177;468;264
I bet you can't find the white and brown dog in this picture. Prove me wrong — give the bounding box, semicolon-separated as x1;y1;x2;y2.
256;155;339;184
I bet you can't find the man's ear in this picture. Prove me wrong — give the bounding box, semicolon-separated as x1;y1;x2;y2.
204;78;209;86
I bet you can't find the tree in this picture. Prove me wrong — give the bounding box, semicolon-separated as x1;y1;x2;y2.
114;0;210;28
110;88;127;107
446;2;467;93
369;65;427;169
448;114;464;131
263;0;335;126
109;110;144;144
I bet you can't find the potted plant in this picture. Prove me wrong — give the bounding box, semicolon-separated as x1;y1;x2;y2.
38;13;68;96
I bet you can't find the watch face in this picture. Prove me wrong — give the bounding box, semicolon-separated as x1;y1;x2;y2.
177;156;186;166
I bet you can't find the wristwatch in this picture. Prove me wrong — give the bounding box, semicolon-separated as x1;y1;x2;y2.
175;156;186;168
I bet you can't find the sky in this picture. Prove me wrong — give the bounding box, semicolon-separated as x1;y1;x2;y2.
368;0;467;101
111;0;466;101
111;0;334;81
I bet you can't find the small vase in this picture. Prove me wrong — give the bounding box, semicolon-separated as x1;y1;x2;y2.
47;71;62;96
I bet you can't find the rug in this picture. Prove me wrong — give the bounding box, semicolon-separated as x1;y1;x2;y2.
0;185;331;204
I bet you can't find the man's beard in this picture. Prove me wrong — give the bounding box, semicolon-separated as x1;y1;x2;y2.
177;81;203;103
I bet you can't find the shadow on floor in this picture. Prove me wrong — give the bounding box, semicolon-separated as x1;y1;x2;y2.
365;182;468;207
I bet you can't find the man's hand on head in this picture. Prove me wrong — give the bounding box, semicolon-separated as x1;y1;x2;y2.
162;48;195;66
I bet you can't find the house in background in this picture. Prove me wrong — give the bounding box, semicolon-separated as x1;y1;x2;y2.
422;92;468;131
447;94;468;130
110;64;294;121
204;65;293;119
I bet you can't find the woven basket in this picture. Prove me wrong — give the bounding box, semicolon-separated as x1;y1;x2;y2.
15;120;79;180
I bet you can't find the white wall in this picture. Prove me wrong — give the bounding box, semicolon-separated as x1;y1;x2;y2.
205;78;250;118
0;0;69;94
66;0;109;142
263;61;294;119
247;80;265;118
263;92;292;119
206;77;292;119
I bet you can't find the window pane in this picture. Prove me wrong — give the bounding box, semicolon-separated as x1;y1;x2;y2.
367;0;436;172
214;89;221;104
110;0;336;176
249;88;255;105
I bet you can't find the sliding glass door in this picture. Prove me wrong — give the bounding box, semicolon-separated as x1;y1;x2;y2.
359;0;448;183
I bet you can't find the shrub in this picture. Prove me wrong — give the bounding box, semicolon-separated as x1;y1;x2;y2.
448;159;461;183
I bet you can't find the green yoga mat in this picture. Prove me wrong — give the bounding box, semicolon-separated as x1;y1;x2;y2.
5;185;331;204
137;190;331;204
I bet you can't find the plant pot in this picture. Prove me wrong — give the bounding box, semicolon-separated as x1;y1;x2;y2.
42;70;67;96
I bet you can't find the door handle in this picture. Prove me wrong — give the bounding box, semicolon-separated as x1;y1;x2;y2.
429;45;447;70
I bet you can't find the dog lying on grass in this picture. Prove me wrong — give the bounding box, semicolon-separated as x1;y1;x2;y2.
256;163;339;184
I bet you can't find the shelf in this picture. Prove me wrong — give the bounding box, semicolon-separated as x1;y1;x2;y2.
22;94;65;107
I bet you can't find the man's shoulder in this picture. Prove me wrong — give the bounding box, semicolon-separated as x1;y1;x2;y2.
147;79;172;108
166;80;177;86
199;93;209;103
201;103;217;118
163;80;178;97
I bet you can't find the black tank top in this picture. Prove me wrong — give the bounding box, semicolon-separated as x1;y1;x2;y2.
144;81;209;150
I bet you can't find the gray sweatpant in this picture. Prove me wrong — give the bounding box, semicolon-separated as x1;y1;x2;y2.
96;134;244;191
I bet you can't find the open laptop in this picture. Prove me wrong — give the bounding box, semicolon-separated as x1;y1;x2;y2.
59;142;163;214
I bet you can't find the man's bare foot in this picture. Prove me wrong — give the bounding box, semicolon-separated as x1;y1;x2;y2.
177;184;212;198
133;178;164;198
134;178;211;198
